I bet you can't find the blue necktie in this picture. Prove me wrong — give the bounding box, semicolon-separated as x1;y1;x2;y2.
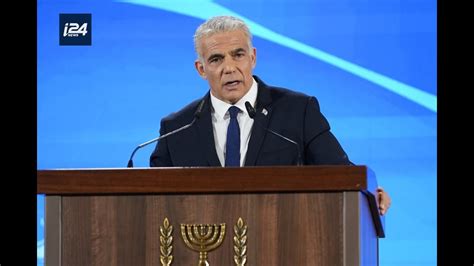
225;106;241;167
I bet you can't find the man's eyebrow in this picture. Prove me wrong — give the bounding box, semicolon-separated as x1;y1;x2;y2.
230;48;246;55
207;53;224;61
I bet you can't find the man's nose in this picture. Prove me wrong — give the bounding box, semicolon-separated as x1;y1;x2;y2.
222;58;236;74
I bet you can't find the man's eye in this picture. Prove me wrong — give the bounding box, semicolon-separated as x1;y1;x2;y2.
209;57;221;63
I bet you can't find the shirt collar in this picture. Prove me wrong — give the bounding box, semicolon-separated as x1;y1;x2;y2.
210;77;258;119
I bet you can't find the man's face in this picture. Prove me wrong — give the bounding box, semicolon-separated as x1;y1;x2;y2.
195;30;256;104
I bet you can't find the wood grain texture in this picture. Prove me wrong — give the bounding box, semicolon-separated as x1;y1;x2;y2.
60;193;344;266
37;166;368;194
42;166;383;265
62;197;92;265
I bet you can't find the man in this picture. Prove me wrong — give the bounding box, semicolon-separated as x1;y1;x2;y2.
150;15;391;215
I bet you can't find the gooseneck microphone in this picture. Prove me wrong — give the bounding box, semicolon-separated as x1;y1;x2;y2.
127;99;206;168
245;101;303;166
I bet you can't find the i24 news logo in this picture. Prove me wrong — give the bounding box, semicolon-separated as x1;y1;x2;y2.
59;14;91;45
63;22;88;37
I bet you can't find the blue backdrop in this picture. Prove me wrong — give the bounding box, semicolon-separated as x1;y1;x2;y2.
37;0;437;265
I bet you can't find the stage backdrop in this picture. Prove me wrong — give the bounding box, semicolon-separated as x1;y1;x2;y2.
37;0;437;265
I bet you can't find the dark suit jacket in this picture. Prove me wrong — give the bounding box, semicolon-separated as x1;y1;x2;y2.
150;76;351;167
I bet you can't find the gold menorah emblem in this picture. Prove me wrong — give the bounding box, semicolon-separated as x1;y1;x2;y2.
180;223;226;266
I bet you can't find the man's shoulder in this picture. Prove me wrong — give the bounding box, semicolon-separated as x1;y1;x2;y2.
262;84;314;108
161;98;204;123
268;86;310;100
255;75;313;104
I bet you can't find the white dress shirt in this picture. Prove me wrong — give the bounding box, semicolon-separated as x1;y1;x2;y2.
210;78;258;166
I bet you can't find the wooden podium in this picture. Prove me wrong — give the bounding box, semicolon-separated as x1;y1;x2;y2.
38;166;385;266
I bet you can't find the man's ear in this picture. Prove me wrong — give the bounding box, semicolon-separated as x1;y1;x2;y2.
195;60;207;79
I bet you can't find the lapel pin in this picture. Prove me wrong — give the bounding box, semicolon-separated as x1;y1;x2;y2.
262;108;268;116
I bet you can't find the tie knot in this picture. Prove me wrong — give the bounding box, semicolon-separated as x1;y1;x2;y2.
228;106;240;119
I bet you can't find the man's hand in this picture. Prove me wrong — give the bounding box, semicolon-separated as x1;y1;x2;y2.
377;187;391;215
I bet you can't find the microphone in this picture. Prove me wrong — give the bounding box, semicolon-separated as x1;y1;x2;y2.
127;99;206;167
245;101;303;166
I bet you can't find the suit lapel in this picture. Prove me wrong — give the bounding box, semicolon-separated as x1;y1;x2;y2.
244;77;273;166
195;94;222;167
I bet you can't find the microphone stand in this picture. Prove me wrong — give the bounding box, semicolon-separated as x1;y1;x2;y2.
127;99;205;167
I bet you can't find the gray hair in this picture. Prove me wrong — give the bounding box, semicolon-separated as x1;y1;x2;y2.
194;15;253;62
